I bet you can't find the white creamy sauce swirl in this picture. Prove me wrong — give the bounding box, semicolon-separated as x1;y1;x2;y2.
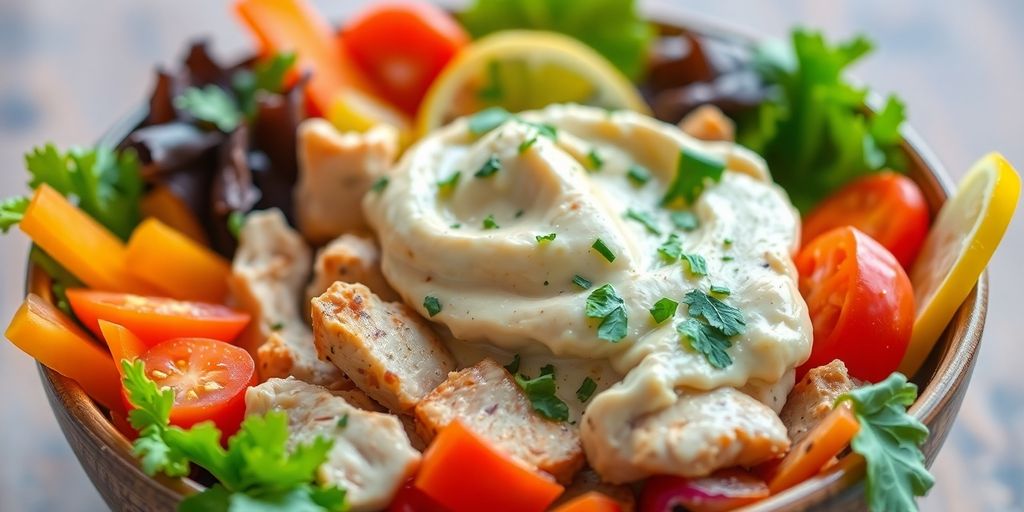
365;104;811;421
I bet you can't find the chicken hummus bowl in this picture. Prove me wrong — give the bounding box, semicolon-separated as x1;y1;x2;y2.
2;1;1019;512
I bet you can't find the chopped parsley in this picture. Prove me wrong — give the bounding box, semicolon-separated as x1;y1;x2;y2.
518;136;538;154
514;372;569;422
670;211;700;231
576;377;597;403
504;354;521;374
836;373;934;511
572;274;593;290
626;165;651;186
657;234;683;261
586;149;604;171
450;223;462;229
475;155;502;178
227;211;246;239
677;318;733;369
270;321;284;331
539;364;556;377
336;414;348;429
710;285;731;296
661;148;726;207
515;209;524;218
649;298;679;324
723;238;734;246
536;233;557;244
423;296;442;317
682;290;745;336
370;176;389;193
483;214;499;229
174;85;243;132
592;238;616;262
624;208;661;235
681;254;708;277
722;255;735;262
468;106;512;135
586;284;628;342
436;171;462;194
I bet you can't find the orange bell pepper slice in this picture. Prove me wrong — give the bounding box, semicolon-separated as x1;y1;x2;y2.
552;492;622;512
140;186;208;246
767;406;861;493
97;320;148;376
125;218;231;304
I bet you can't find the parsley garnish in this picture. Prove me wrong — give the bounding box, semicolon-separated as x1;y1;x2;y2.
576;377;597;403
586;284;628;342
592;238;616;262
437;171;462;194
682;290;745;336
624;208;661;235
0;196;29;233
539;364;556;377
710;285;731;296
649;298;678;324
661;148;726;207
677;318;733;369
627;165;651;186
370;176;389;193
504;354;521;374
233;52;297;116
227;211;246;239
536;233;557;244
572;274;593;290
586;149;604;171
514;372;569;422
423;296;442;317
475;155;502;178
468;107;512;135
682;254;708;277
483;214;499;229
270;321;284;331
836;373;934;511
174;85;243;132
519;136;538;154
658;234;683;261
670;211;700;231
336;414;349;429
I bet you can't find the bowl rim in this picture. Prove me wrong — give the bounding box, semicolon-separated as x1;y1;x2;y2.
29;5;988;510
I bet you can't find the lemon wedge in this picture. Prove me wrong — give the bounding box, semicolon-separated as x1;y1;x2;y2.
415;30;649;136
900;153;1020;376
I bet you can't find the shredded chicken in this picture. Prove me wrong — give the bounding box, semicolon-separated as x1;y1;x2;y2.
779;360;858;445
415;358;585;483
306;233;399;302
229;209;349;388
582;386;790;483
246;378;420;512
678;104;736;142
310;282;456;413
295;119;400;244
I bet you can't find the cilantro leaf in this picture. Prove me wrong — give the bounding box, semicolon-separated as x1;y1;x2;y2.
586;284;628;342
519;136;538;154
837;373;934;512
423;296;442;317
670;211;700;232
234;52;298;116
661;148;726;207
586;149;604;171
572;274;592;290
121;359;190;477
475;155;502;178
0;196;29;233
515;373;569;422
738;30;907;212
627;165;651;186
468;107;512;135
536;233;557;244
677;318;733;369
227;211;246;239
624;208;661;235
175;85;243;132
658;233;683;261
460;0;654;80
437;171;462;195
592;238;616;262
649;298;678;324
682;290;745;336
370;176;389;193
483;214;499;229
681;253;708;277
576;377;597;403
710;285;731;296
597;306;628;342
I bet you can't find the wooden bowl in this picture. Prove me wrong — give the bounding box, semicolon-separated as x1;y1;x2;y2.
30;7;987;511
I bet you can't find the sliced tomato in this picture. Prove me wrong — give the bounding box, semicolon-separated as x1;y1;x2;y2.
802;172;929;268
795;226;915;382
340;1;469;114
140;338;256;436
66;290;250;347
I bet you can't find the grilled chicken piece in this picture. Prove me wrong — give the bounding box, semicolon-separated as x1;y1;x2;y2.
678;104;735;142
306;233;399;302
779;359;858;445
415;358;585;483
583;386;790;483
295;119;400;244
310;282;455;413
553;469;636;512
229;209;350;388
246;378;420;512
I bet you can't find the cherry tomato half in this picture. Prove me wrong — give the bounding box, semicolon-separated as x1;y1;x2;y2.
66;290;250;347
795;226;915;382
340;1;469;114
140;337;256;436
802;172;930;268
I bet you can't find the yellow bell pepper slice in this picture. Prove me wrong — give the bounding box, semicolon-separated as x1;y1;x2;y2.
125;218;232;304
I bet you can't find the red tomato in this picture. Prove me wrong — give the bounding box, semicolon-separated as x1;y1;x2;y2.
66;290;250;347
802;172;930;268
340;1;469;114
139;338;256;436
795;226;915;382
389;481;450;512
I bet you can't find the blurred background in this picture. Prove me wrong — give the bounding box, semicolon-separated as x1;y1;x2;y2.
0;0;1021;510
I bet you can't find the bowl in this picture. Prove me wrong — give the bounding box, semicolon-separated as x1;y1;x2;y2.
29;6;987;511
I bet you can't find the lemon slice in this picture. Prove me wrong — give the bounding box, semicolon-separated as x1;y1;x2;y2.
415;30;650;136
900;153;1020;376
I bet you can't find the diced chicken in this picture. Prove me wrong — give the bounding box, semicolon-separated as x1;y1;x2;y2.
779;359;858;445
229;209;350;388
739;369;795;415
583;387;790;483
306;233;399;302
678;104;736;142
415;358;585;483
295;119;400;244
553;469;636;512
246;378;420;512
310;282;456;413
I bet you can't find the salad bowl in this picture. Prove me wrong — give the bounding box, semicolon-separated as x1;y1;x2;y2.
25;4;989;512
